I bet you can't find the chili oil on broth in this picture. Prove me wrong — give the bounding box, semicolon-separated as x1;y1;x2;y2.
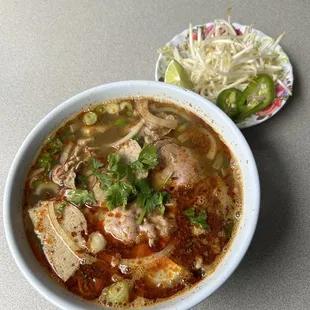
23;97;243;308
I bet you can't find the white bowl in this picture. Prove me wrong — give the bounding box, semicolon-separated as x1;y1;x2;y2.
3;81;260;310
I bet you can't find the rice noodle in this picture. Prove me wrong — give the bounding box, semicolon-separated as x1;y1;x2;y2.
136;100;178;129
119;243;175;269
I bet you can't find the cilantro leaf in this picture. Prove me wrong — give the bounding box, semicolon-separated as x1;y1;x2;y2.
108;153;121;172
96;173;113;190
57;201;67;218
130;160;144;172
135;179;169;224
106;180;137;210
130;145;158;173
184;207;210;230
66;189;96;205
184;207;195;218
47;138;63;156
91;158;104;173
76;175;88;189
135;145;158;171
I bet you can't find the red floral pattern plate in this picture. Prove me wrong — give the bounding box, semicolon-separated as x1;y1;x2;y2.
155;23;294;129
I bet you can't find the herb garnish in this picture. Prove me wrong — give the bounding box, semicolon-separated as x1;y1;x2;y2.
57;201;67;218
184;207;210;230
76;175;88;189
130;145;158;172
91;145;169;221
135;179;169;224
66;189;96;205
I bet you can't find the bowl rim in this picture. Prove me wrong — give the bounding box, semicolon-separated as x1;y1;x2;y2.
3;80;260;310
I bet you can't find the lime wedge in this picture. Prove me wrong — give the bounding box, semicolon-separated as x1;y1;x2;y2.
164;60;194;90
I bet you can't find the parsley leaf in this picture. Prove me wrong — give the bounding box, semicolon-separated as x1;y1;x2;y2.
76;175;88;189
133;145;158;171
57;202;67;218
184;207;210;230
106;180;137;210
135;179;169;224
92;158;104;173
66;189;96;205
108;153;121;172
96;173;113;190
130;160;144;172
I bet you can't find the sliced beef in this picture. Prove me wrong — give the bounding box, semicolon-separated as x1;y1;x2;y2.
117;139;147;179
151;143;202;191
103;206;177;246
103;207;139;244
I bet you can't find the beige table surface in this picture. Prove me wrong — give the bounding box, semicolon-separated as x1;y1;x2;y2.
1;0;310;309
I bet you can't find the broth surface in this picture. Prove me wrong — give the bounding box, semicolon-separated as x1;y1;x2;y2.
24;98;242;308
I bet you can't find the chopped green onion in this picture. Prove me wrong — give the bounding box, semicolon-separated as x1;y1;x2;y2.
176;123;188;133
38;152;53;171
82;111;98;126
106;281;129;304
162;171;174;188
60;130;76;142
125;108;133;117
57;202;67;218
47;138;63;155
114;118;128;127
95;105;106;115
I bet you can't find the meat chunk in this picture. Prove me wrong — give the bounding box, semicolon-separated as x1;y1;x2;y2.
51;143;85;188
92;181;106;206
151;143;202;190
104;207;139;244
103;206;177;246
146;213;177;238
142;113;176;144
28;201;88;281
117;139;147;179
51;164;77;188
117;139;141;164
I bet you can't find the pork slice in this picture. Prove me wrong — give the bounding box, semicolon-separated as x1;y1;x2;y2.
117;139;147;179
151;143;202;190
142;113;176;144
92;181;106;207
28;201;87;281
103;207;138;243
52;143;86;189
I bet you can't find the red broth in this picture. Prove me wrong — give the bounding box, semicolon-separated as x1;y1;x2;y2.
23;98;242;307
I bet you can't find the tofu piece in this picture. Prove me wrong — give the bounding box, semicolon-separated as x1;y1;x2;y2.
28;201;87;281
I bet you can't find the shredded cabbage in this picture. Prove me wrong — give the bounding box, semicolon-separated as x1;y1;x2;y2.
159;12;291;102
